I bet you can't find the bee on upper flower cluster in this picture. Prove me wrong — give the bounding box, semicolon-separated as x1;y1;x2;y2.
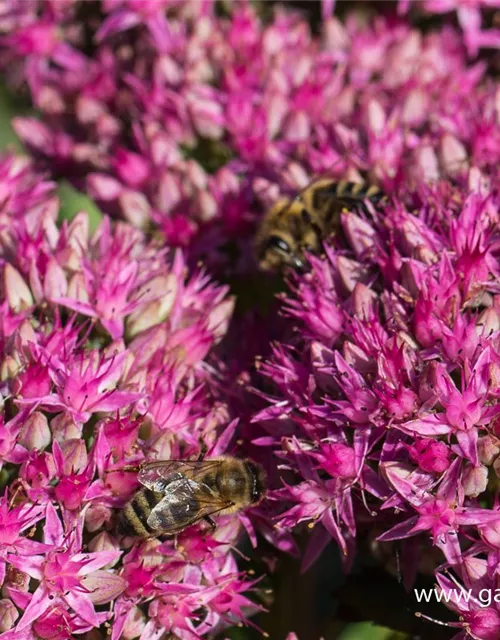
255;178;386;272
119;453;266;538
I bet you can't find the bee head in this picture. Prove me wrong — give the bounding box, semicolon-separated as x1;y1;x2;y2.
258;233;306;272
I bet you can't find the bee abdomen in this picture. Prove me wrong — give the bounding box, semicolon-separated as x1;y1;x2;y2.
326;181;386;226
119;489;161;538
335;181;385;203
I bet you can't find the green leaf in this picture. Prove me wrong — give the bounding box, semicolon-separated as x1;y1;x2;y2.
338;623;409;640
57;180;104;233
0;82;27;152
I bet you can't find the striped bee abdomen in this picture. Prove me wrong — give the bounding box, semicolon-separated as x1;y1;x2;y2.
120;488;163;537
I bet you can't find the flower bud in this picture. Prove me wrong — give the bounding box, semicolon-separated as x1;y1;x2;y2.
408;438;451;474
480;519;500;548
343;213;376;257
114;149;149;188
1;355;21;381
76;95;106;125
18;411;51;451
126;274;178;338
59;439;88;474
478;435;500;466
4;264;33;312
119;190;151;229
284;110;310;142
190;97;224;139
88;532;121;567
0;599;18;632
418;361;439;404
17;319;37;345
207;298;235;343
82;570;127;604
462;464;488;498
44;258;68;300
51;412;82;441
157;173;182;213
352;282;377;320
85;504;114;532
67;272;90;303
123;606;146;640
140;539;164;567
197;190;217;222
412;145;439;184
87;172;122;201
439;133;468;176
476;305;500;337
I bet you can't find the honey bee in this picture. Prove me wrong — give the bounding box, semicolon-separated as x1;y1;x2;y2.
119;456;266;538
255;178;386;272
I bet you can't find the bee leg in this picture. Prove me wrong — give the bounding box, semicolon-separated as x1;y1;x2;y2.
203;516;217;531
108;463;142;474
197;443;208;462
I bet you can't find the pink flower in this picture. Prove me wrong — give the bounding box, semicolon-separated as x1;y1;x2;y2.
407;438;452;474
0;494;47;588
0;150;253;639
16;348;141;424
13;503;123;631
0;0;499;634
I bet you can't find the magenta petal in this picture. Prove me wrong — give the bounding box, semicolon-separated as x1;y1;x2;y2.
435;530;462;566
64;590;100;627
74;551;122;575
320;509;347;555
51;297;97;318
210;418;239;456
72;550;122;576
301;524;333;574
398;414;451;436
456;429;479;465
16;585;49;630
382;462;432;507
455;508;500;526
100;318;124;340
436;457;462;503
377;517;420;541
92;391;143;412
43;501;64;545
361;467;390;499
96;11;141;41
7;554;44;581
0;629;33;640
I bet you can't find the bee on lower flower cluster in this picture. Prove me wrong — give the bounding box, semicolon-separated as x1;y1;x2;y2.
255;178;386;273
119;454;266;538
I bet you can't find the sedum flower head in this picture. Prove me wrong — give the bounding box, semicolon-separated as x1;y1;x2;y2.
0;1;499;274
0;151;262;639
255;174;500;629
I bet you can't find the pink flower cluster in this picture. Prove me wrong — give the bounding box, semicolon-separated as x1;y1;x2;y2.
0;0;499;272
0;1;500;638
398;0;500;57
0;153;266;639
254;172;500;637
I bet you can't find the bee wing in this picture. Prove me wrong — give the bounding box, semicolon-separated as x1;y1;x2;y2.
146;477;233;535
138;459;222;491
